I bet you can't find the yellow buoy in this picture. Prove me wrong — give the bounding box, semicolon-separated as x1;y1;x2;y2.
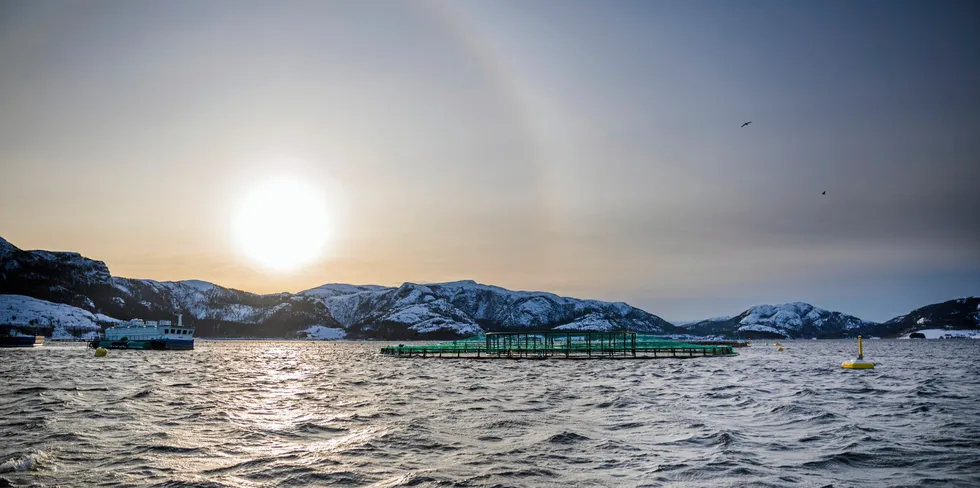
777;347;784;351
842;336;874;369
95;347;107;357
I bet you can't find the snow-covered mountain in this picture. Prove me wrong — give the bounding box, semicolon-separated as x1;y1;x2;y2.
2;236;973;340
0;236;113;310
681;302;874;339
876;297;979;338
106;277;340;336
295;280;674;339
0;295;106;339
0;237;674;339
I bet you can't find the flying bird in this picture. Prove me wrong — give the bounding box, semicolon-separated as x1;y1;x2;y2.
741;121;752;128
822;191;826;195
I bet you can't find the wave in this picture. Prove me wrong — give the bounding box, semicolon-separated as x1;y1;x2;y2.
3;340;979;487
546;431;590;444
0;450;48;474
802;450;917;470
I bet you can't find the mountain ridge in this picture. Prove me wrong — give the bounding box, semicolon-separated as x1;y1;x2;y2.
680;302;875;339
1;237;976;339
0;237;675;339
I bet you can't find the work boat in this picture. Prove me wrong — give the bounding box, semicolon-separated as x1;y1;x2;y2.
90;314;194;350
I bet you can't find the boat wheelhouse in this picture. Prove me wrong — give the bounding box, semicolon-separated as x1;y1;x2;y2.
91;314;194;350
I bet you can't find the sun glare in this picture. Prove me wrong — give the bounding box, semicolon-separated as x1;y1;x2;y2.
234;177;331;271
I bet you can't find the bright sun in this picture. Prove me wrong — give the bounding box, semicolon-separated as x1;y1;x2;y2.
233;177;331;271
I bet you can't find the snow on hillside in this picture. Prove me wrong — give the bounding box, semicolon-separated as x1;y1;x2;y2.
319;290;385;327
112;277;274;323
408;319;482;335
298;325;347;340
1;237;113;287
553;313;620;331
675;316;730;328
683;302;873;338
299;284;389;299
94;313;121;323
299;280;668;338
880;297;980;337
902;329;980;339
735;302;868;335
737;324;785;336
739;303;814;331
375;288;484;336
0;237;16;259
297;284;395;329
383;304;442;324
420;280;669;332
180;280;219;293
0;295;112;339
2;234;675;338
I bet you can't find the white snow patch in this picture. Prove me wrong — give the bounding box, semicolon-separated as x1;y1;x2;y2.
904;329;980;339
554;314;617;331
517;297;554;316
733;302;867;335
318;291;386;327
180;280;218;292
680;315;732;327
0;295;109;338
0;236;17;258
112;278;134;296
408;320;482;335
736;324;788;337
299;283;389;299
298;325;347;340
383;305;436;324
916;317;928;325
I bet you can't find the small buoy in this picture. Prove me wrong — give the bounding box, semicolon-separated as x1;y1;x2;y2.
777;347;784;351
842;336;874;369
95;347;107;357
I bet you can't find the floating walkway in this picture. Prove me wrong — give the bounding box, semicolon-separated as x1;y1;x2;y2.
380;331;736;359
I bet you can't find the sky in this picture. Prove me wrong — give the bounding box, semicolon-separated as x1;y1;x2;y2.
0;0;978;322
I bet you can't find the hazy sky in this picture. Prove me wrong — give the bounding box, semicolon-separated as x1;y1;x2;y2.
1;0;978;321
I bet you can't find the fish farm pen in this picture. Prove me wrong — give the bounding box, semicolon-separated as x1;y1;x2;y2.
380;331;736;359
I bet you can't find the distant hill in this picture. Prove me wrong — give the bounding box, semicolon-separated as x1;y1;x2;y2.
872;297;979;338
0;237;675;339
675;298;980;339
678;302;873;339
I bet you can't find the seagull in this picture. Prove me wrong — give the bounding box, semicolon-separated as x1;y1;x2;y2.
741;121;752;128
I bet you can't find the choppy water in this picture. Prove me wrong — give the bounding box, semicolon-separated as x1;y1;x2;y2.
1;340;979;487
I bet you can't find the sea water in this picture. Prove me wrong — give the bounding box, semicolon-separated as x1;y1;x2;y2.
1;340;978;487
